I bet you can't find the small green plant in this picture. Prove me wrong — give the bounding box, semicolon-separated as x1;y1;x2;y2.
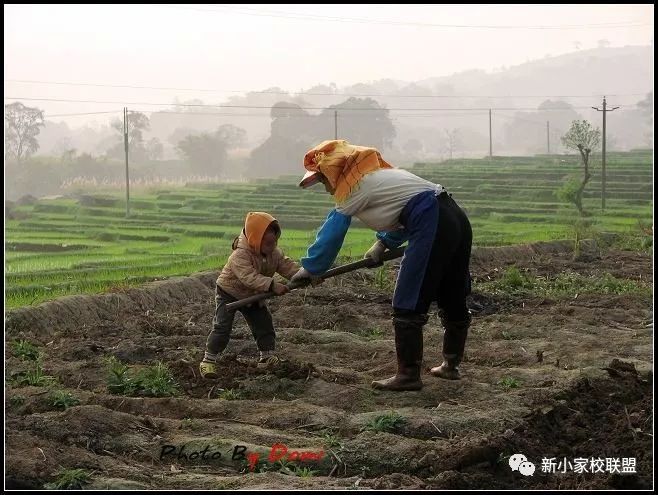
320;430;342;449
217;388;242;400
105;357;179;397
275;458;296;473
569;217;596;259
555;176;581;210
373;264;394;291
636;220;653;251
482;268;650;299
9;395;26;407
44;468;91;490
498;377;522;389
500;330;518;340
362;411;406;433
548;271;650;297
500;266;532;290
363;326;383;340
134;361;180;397
242;457;272;474
13;361;57;387
105;356;136;395
609;232;653;253
293;465;319;477
11;339;40;361
49;390;80;410
180;417;200;430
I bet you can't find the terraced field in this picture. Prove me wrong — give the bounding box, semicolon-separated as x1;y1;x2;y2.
5;151;652;308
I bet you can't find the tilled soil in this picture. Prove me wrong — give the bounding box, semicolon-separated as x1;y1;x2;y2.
5;241;653;490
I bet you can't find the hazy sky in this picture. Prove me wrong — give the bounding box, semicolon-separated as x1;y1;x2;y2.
4;4;654;128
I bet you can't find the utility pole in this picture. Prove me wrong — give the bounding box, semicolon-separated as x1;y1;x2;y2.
592;96;619;211
488;109;492;159
124;107;130;217
334;110;338;139
546;121;550;154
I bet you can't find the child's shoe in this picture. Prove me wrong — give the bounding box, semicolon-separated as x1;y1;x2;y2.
257;350;281;369
199;360;219;379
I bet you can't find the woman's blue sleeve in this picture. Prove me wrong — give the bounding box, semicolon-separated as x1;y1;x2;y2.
376;229;409;249
301;209;352;274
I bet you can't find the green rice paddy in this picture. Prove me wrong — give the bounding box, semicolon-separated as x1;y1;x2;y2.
5;150;652;308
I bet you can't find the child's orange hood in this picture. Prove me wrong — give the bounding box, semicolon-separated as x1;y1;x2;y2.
244;211;278;254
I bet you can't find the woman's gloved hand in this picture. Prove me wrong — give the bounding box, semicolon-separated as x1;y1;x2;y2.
364;240;387;264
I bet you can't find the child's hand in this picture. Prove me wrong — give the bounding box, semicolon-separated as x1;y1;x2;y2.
290;267;323;286
273;282;289;296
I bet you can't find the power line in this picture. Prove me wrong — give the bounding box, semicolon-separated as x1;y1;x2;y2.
494;112;567;134
4;79;647;99
133;110;492;118
44;111;121;117
156;4;651;30
36;109;491;120
4;96;635;112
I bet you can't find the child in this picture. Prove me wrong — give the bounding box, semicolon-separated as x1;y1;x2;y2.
199;211;301;379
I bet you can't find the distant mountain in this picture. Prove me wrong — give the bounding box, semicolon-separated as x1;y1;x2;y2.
37;46;652;161
333;45;652;157
415;45;652;99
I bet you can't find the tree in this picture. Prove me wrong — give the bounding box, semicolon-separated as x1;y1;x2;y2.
270;102;311;140
5;102;45;161
321;98;396;150
145;137;164;161
53;136;75;157
215;123;247;149
248;134;311;178
59;145;78;164
504;100;580;154
248;103;314;177
403;138;424;157
108;111;150;161
167;127;199;147
637;92;653;123
558;120;601;216
637;92;653;147
110;111;150;148
176;124;247;176
443;128;460;160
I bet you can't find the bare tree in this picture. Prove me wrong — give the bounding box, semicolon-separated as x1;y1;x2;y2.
443;128;460;160
145;137;164;161
4;102;45;161
637;92;653;146
558;120;601;216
